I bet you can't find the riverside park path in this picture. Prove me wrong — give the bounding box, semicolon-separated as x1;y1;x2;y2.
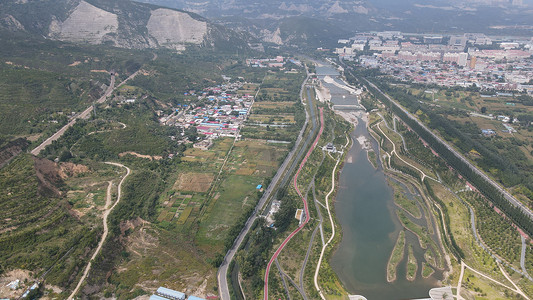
264;107;324;300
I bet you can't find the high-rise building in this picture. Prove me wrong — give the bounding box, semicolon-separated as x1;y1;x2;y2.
469;56;477;69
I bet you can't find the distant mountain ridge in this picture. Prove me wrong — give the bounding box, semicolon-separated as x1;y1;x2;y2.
0;0;250;51
138;0;533;37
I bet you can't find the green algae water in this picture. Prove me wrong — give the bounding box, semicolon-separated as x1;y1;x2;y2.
316;64;442;299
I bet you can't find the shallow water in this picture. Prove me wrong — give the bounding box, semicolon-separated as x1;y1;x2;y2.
316;63;442;299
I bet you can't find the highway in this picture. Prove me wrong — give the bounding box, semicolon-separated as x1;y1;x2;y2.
30;74;115;156
217;71;314;300
264;107;324;300
31;69;141;156
363;79;533;221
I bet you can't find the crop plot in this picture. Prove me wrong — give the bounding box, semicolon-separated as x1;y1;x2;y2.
174;172;214;193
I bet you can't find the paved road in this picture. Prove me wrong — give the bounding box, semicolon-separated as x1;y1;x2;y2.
271;86;319;202
31;74;115;156
217;72;313;300
68;162;130;300
275;258;306;298
31;69;143;156
275;259;292;300
363;79;533;221
299;182;322;300
264;108;324;300
521;236;533;280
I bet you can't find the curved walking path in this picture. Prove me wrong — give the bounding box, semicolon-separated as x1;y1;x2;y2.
275;259;292;300
456;261;530;300
521;235;533;281
313;133;348;300
264;108;324;300
298;147;327;300
299;183;322;299
68;162;131;299
375;118;439;183
376;115;532;297
364;79;533;221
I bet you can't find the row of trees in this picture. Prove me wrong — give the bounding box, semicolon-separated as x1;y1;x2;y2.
363;79;533;237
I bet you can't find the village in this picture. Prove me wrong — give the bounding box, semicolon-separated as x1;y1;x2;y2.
155;80;255;150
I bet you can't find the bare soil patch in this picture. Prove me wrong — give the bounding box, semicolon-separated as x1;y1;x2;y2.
58;162;89;179
0;269;34;299
119;151;162;160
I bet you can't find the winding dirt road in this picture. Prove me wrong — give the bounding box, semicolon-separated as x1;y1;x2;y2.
68;162;130;300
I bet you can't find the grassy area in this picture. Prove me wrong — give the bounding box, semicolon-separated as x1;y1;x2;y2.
367;150;378;169
248;114;296;124
387;230;406;282
397;211;431;249
242;71;305;142
390;180;422;219
406;244;417;281
422;262;434;278
459;269;516;299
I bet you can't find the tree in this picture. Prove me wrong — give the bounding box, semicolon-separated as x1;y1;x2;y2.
481;106;487;114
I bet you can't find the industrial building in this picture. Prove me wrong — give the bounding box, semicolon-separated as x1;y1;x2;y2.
157;287;186;300
150;287;206;300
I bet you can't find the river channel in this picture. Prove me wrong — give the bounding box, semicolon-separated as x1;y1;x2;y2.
316;63;441;299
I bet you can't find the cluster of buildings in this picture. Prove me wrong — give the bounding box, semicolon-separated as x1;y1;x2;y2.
158;81;255;148
247;56;286;68
246;56;302;68
150;286;205;300
336;32;533;93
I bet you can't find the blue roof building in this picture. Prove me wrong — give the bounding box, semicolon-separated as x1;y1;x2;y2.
157;287;186;300
150;295;170;300
187;296;206;300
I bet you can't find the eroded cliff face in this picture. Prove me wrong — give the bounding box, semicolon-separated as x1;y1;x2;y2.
147;8;207;50
48;1;119;44
1;0;211;50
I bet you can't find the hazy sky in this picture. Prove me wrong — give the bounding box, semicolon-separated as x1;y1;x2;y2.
367;0;533;6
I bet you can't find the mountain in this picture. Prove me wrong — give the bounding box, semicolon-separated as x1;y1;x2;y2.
136;0;375;18
0;0;251;51
137;0;533;37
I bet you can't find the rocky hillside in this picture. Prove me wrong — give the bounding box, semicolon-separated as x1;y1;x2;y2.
139;0;533;37
138;0;374;19
0;0;249;51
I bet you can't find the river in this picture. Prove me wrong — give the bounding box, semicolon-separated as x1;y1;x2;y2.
315;63;442;299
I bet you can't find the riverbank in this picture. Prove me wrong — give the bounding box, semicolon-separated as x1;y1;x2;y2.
324;62;442;299
315;84;332;103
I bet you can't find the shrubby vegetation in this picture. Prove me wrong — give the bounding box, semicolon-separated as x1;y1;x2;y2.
0;30;152;140
361;78;533;237
0;154;99;290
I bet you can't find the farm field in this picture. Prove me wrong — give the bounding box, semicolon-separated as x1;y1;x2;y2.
242;72;305;142
0;28;307;299
196;139;289;249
